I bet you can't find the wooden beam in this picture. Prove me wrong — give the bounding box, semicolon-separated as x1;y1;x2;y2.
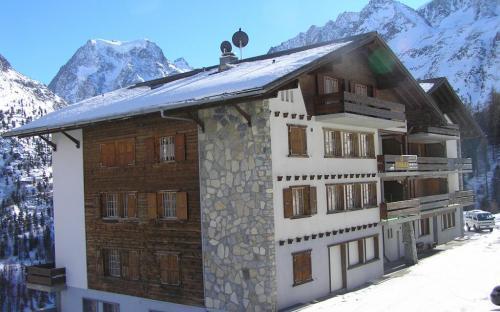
62;131;80;149
38;135;56;151
188;111;205;133
233;104;252;127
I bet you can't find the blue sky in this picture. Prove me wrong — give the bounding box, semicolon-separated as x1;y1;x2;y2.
0;0;429;84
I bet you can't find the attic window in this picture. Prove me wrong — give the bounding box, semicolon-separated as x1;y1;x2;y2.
280;90;294;103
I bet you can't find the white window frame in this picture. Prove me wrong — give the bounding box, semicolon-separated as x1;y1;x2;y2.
291;187;305;217
108;249;121;278
324;77;339;94
326;184;342;212
344;184;354;210
159;136;175;162
160;191;177;219
106;193;118;218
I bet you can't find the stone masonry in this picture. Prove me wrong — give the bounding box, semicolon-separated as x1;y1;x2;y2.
198;100;277;311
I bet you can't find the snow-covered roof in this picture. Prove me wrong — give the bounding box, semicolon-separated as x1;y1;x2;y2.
3;35;369;138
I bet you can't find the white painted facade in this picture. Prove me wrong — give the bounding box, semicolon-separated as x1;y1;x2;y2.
52;130;87;289
268;88;385;309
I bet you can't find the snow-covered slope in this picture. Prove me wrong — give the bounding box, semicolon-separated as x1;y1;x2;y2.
269;0;499;110
49;39;192;104
0;53;63;310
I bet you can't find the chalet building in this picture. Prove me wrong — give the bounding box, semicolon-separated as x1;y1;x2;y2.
3;32;481;311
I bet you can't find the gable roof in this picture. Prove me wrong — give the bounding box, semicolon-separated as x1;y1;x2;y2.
3;32;446;138
418;77;484;139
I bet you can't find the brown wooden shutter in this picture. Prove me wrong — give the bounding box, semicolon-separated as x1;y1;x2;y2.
354;184;362;208
121;250;129;279
117;193;125;218
304;251;312;281
146;192;158;220
303;187;311;215
99;193;106;218
293;254;300;284
336;184;344;211
283;188;293;218
102;249;109;276
144;137;157;164
156;192;163;219
300;128;307;155
334;131;342;157
96;249;103;276
170;255;180;285
127;193;137;218
289;126;307;156
176;192;188;220
100;143;116;167
175;133;186;161
309;186;317;215
129;251;140;280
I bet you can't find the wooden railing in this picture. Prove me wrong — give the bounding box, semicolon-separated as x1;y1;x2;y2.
309;91;406;122
412;125;460;137
378;155;472;173
26;263;66;287
380;190;475;219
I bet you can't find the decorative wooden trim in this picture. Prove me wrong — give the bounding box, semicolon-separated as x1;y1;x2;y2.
299;114;305;120
39;135;57;151
274;111;280;117
61;131;81;149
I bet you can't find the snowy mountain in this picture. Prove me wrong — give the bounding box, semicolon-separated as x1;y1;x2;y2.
49;39;192;104
269;0;499;110
0;53;64;311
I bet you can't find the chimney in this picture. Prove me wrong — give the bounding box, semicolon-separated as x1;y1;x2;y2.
219;51;238;72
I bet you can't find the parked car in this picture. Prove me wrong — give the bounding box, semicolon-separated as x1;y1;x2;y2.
464;210;495;232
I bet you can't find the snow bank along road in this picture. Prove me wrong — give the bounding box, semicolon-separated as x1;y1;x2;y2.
299;217;500;312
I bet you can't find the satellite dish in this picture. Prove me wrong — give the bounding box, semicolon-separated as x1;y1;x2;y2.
232;28;249;48
220;40;232;54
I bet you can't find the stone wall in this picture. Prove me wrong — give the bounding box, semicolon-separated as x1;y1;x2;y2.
198;101;277;311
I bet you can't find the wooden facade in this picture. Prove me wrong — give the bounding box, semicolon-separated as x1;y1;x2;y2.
83;113;204;306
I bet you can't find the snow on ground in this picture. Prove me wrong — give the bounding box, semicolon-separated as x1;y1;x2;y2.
299;216;500;312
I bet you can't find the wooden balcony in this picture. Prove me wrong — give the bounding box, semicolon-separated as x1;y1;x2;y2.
378;154;472;176
408;124;460;143
26;263;66;292
308;91;406;130
381;190;475;220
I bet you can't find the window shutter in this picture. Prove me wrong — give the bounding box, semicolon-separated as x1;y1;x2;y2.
176;192;188;220
118;193;125;218
304;252;311;281
358;239;365;263
175;133;186;161
100;143;116;167
127;193;137;218
129;251;140;280
334;131;342;157
336;184;344;211
293;254;300;284
369;183;377;206
160;255;169;283
102;249;109;276
125;139;135;165
354;184;362;208
99;193;106;218
146;193;158;220
121;250;129;279
144;137;157;164
283;188;293;218
116;140;127;166
289;126;307;156
309;186;317;215
157;193;163;219
300;128;307;155
169;255;180;285
96;249;103;275
303;187;311;215
317;74;325;94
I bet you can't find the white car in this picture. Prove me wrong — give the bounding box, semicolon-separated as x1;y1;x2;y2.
465;210;495;232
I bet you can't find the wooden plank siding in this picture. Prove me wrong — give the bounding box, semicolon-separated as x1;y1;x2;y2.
83;112;204;306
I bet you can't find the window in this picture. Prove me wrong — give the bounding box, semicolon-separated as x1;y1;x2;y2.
324;77;339;94
361;183;377;208
160;254;180;285
347;236;379;269
365;237;376;261
83;299;98;312
354;83;368;96
280;90;294;102
344;184;354;210
324;129;342;157
442;211;456;230
292;187;305;216
103;303;120;312
108;249;121;277
419;218;430;236
160;136;175;162
105;193;118;218
348;240;363;267
160;191;177;219
292;250;312;286
342;132;358;157
288;125;307;156
387;228;393;239
326;184;344;212
359;133;375;158
283;186;317;218
100;139;135;167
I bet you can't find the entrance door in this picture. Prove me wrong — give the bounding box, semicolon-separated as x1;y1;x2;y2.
329;244;346;292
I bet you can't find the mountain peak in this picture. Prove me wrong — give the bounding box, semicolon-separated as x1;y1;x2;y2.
0;53;11;71
49;38;191;103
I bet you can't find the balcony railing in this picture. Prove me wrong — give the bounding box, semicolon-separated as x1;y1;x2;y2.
411;125;460;138
26;263;66;292
308;91;406;122
378;155;472;174
380;190;475;220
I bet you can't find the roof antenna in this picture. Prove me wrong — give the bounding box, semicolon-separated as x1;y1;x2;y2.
232;28;249;60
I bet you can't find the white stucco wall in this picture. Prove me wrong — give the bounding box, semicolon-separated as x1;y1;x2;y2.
61;286;205;312
52;130;87;289
269;88;384;309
